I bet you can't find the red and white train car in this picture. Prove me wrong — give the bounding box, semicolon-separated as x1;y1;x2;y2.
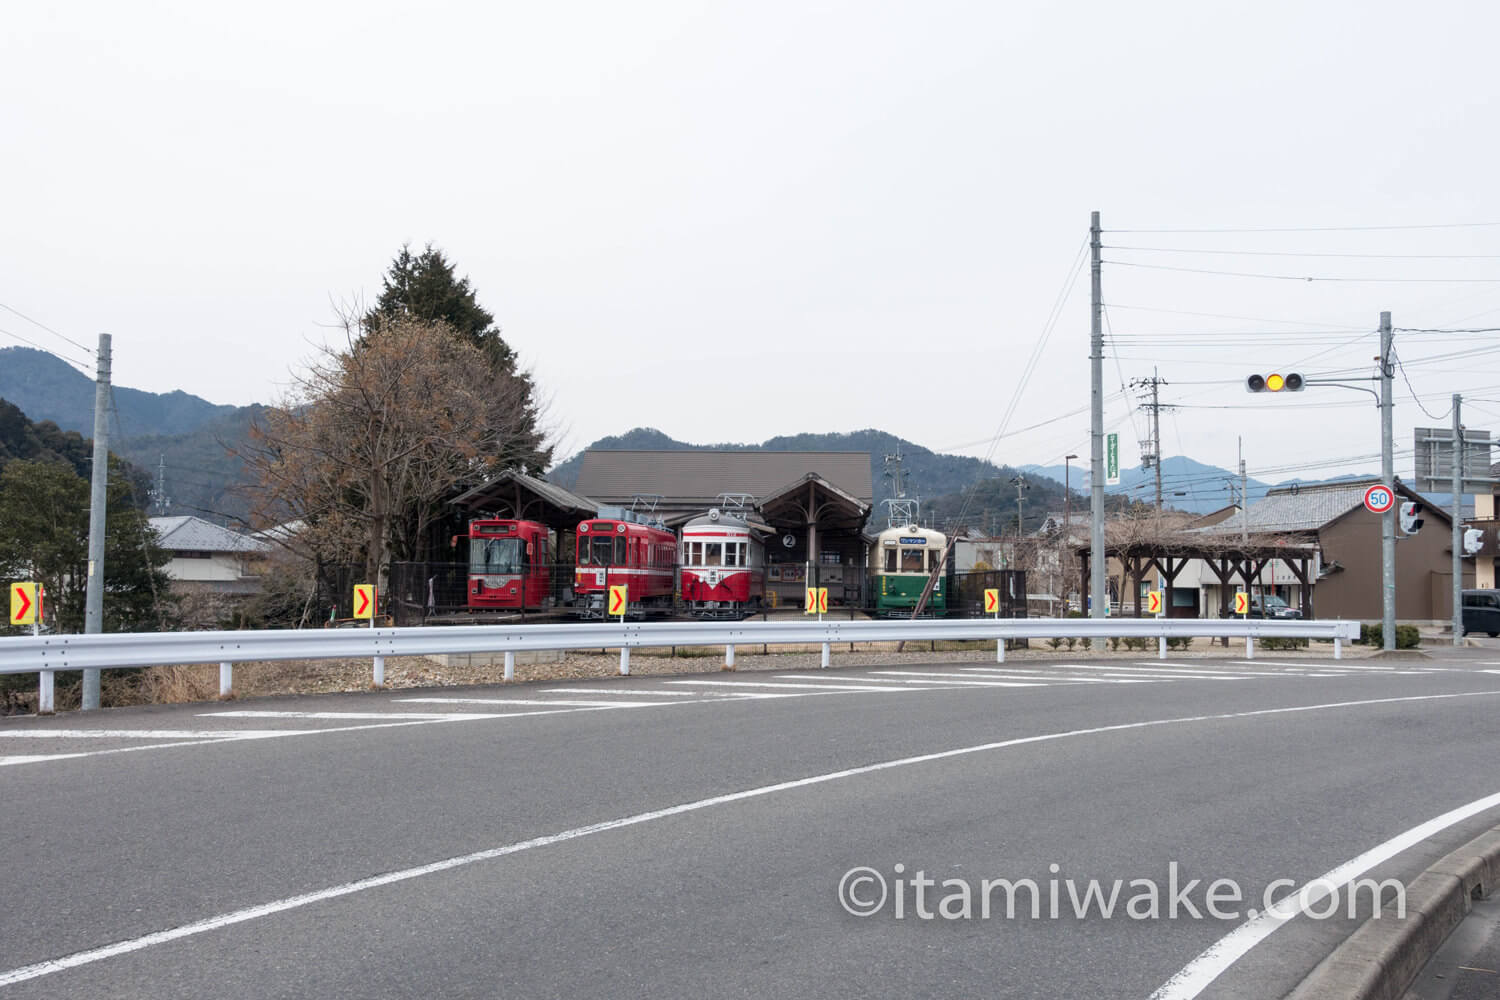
574;513;677;617
679;508;765;618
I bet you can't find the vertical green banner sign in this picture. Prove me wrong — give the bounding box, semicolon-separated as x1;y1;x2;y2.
1106;433;1120;485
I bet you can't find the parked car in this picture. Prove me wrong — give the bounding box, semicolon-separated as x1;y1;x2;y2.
1248;594;1303;619
1462;589;1500;638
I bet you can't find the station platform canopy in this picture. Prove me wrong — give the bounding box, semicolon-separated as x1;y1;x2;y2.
449;470;598;533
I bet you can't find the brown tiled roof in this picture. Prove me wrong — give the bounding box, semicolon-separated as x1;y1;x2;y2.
574;451;872;506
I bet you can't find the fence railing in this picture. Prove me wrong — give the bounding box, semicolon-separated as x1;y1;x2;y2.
0;617;1362;714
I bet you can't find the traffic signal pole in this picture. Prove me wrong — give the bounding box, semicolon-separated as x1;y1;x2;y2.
1380;312;1395;652
1452;394;1463;647
1089;211;1106;618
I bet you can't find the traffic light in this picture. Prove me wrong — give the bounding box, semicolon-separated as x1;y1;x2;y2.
1246;372;1305;392
1399;501;1424;536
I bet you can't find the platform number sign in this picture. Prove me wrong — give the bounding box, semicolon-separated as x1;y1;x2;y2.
1234;591;1249;616
804;588;828;614
983;588;999;615
353;584;376;620
608;584;628;618
1362;484;1395;515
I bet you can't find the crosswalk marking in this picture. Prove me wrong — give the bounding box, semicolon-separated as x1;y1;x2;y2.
393;697;668;709
867;671;1046;687
665;679;922;693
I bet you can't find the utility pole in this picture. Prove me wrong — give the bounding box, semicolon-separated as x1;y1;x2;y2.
151;454;170;516
1011;474;1029;537
1239;438;1248;546
1452;394;1463;648
1089;210;1106;618
1380;312;1395;651
82;333;112;711
1131;368;1170;511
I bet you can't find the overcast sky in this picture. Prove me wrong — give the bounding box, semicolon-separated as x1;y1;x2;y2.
6;1;1500;501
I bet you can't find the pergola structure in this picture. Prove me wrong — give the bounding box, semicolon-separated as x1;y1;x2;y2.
1077;539;1318;618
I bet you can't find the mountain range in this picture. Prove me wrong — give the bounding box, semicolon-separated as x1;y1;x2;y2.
1;346;1389;532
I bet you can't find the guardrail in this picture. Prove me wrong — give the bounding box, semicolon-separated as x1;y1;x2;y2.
0;617;1362;714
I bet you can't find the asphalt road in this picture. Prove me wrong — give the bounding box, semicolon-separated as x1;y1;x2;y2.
4;648;1500;999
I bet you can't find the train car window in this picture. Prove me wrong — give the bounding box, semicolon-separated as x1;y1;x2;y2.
884;548;897;572
705;543;722;566
615;537;627;564
901;548;925;572
724;543;738;567
929;551;943;572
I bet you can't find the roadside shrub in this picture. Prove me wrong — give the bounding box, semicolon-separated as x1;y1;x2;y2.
1261;636;1309;651
1360;623;1421;649
1064;636;1077;651
1108;636;1121;652
1166;636;1192;651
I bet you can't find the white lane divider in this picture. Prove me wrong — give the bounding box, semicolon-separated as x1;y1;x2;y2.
0;729;310;740
202;711;515;721
4;689;1498;991
780;673;1065;688
540;687;782;699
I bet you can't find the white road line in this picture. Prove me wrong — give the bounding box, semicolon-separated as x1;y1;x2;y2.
1230;660;1395;670
777;673;1068;688
201;711;516;721
0;754;89;765
664;679;921;693
392;698;666;709
0;729;310;740
868;671;1045;687
6;689;1499;990
0;712;585;767
540;687;778;699
1149;788;1500;999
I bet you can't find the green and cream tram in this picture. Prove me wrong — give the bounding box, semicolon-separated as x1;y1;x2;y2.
869;524;949;615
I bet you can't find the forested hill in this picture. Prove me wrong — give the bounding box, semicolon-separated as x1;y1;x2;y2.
0;347;256;522
547;428;1081;534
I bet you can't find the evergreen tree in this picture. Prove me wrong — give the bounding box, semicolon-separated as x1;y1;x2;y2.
365;243;515;368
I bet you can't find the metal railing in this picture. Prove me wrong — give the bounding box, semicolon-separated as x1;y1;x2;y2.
0;617;1361;714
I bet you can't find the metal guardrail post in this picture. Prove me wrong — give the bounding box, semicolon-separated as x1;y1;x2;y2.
996;638;1005;663
1245;635;1254;659
219;662;232;698
725;644;735;669
620;646;630;676
1158;635;1166;660
373;656;385;687
820;642;830;668
504;651;514;681
1334;635;1342;660
38;671;53;714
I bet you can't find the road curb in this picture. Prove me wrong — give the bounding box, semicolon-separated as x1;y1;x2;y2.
1285;826;1500;1000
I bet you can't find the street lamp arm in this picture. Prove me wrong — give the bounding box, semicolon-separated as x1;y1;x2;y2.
1300;379;1381;405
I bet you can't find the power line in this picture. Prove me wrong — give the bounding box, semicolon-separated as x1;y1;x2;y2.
0;325;94;373
1103;302;1365;329
1104;260;1500;284
1106;245;1500;260
1106;222;1500;234
0;301;95;354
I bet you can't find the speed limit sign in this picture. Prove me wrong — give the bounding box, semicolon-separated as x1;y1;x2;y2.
1362;484;1395;514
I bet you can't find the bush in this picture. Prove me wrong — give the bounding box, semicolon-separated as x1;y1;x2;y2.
1166;636;1192;651
1064;636;1077;651
1046;637;1063;650
1360;623;1421;649
1261;636;1309;651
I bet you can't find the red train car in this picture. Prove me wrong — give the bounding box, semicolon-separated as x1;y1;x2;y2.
680;508;765;618
574;513;676;617
465;518;552;610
